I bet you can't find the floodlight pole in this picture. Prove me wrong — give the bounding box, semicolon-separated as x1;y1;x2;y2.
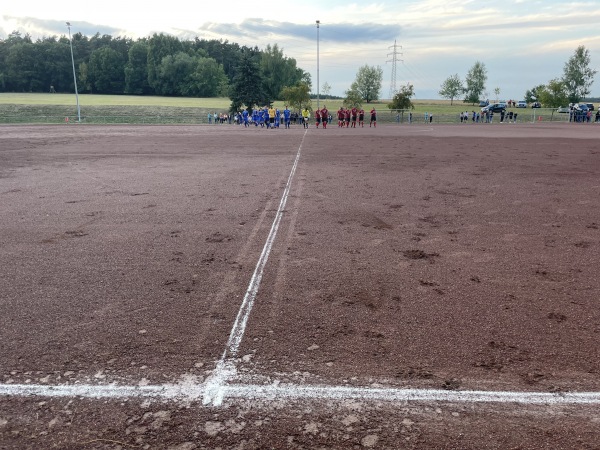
66;22;81;122
316;20;320;110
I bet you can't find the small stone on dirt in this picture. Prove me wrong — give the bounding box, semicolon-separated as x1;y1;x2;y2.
361;434;379;448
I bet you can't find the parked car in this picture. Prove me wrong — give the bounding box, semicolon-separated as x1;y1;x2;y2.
531;102;541;108
586;103;594;111
517;101;527;108
481;103;506;113
479;100;489;107
574;103;590;112
556;106;570;113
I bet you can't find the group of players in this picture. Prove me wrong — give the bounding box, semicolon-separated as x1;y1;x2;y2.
242;106;291;129
306;106;377;129
239;105;377;129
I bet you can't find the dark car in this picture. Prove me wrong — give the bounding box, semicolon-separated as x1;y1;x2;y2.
482;103;506;113
531;102;541;108
586;103;594;111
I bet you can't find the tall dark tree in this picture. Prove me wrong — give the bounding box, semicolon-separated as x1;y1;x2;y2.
6;42;42;91
87;46;126;94
40;37;73;92
193;38;243;81
186;57;228;97
562;45;597;103
154;52;196;96
124;41;150;95
351;64;383;103
464;61;487;105
147;33;183;92
229;51;268;111
260;44;306;100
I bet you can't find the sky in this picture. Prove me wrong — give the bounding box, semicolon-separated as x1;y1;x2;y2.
2;0;600;100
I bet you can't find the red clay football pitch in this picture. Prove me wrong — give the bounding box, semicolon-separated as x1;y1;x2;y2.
1;122;599;448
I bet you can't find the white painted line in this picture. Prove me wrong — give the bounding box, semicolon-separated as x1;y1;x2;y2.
3;381;600;406
203;130;308;406
226;384;600;405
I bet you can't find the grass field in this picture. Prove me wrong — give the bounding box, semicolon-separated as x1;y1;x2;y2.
0;93;563;124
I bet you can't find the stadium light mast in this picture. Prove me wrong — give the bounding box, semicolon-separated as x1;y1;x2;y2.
66;22;81;123
316;20;320;110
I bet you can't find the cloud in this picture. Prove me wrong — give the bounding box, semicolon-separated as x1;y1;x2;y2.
196;18;401;44
1;15;122;38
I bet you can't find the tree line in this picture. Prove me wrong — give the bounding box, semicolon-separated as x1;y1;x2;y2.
438;46;596;107
0;31;309;103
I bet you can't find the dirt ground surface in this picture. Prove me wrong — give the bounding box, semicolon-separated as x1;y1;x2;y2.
1;122;599;449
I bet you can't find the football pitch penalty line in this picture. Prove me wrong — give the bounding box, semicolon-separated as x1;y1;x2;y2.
2;381;600;407
202;128;308;406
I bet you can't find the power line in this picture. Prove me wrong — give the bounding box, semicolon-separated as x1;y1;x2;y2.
387;40;402;99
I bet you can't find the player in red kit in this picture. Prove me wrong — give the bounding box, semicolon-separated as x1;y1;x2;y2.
337;107;344;127
351;107;358;128
358;108;365;127
370;107;377;127
314;109;321;128
344;108;351;127
320;106;329;129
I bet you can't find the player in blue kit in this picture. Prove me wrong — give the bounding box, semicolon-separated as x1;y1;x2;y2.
274;109;281;128
283;106;291;128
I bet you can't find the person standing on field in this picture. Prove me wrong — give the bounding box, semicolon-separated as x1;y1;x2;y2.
302;107;310;128
337;107;344;127
321;105;329;129
267;105;276;129
370;107;377;127
351;106;358;128
284;106;291;128
359;108;365;127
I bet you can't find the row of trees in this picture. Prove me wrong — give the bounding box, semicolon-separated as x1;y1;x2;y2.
438;46;596;107
1;29;388;113
0;31;309;102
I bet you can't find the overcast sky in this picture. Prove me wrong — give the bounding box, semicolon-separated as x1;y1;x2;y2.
2;0;600;99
